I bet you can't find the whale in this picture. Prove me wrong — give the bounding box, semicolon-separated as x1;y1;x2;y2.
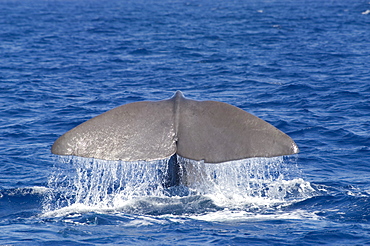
52;91;299;186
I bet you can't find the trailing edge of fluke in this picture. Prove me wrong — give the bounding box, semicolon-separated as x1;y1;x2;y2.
51;91;299;163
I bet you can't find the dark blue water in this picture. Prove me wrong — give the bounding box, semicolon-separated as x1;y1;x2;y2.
1;0;370;245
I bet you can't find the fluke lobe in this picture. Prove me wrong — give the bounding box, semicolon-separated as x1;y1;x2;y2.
51;91;299;163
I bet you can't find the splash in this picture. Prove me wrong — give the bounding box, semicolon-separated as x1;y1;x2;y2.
43;155;314;216
43;156;171;212
177;156;314;208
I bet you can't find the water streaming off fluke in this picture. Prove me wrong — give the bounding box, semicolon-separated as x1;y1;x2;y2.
43;156;315;217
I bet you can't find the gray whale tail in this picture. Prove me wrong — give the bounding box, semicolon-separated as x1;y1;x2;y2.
52;91;298;163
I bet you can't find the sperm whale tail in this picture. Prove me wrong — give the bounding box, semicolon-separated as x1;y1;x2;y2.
51;91;298;163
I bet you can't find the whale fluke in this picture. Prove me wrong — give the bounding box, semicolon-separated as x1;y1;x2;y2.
52;91;298;163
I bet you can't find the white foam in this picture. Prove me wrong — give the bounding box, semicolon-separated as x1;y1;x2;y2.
6;186;50;196
41;203;112;218
190;209;321;222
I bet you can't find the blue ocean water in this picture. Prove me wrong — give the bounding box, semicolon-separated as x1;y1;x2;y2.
1;0;370;245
